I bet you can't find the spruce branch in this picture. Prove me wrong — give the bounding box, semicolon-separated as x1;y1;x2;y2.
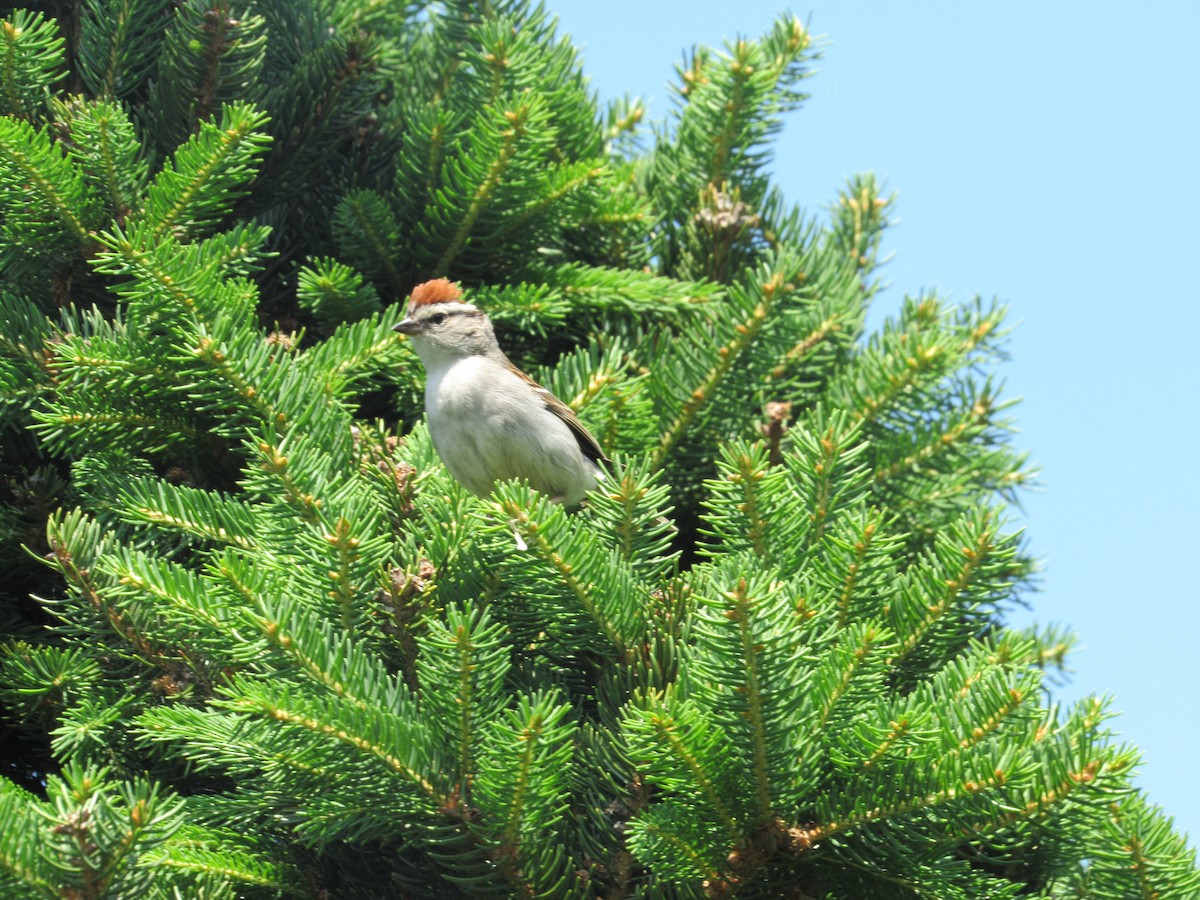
418;603;510;789
623;688;746;847
1075;794;1200;898
809;758;1017;849
319;515;382;628
89;223;257;335
432;97;545;276
147;0;268;152
580;456;679;583
702;438;787;560
250;26;390;210
487;481;648;659
96;546;245;677
296;256;384;328
713;578;773;821
77;0;171;101
684;562;808;823
43;509;163;662
650;265;786;468
602;94;646;157
473;692;576;891
142;101;271;241
829;174;895;283
331;189;402;292
487;158;606;243
0;778;53;895
0;114;101;251
189;326;292;432
32;392;208;458
507;262;719;322
871;383;1004;485
887;508;1016;671
830;294;1008;429
810;621;894;735
826;510;899;631
625;802;727;886
0;643;102;726
0;9;64;121
786;409;871;547
245;435;323;522
298;312;416;403
110;478;256;550
50;96;148;222
767;311;848;383
135;824;290;894
22;764;188;899
948;697;1134;847
239;595;403;712
651;14;817;276
217;681;441;803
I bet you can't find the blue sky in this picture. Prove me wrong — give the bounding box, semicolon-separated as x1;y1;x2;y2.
549;2;1200;844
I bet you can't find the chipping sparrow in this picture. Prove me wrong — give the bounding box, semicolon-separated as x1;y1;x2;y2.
393;279;606;506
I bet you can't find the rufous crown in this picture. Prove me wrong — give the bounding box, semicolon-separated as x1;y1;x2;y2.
408;278;463;307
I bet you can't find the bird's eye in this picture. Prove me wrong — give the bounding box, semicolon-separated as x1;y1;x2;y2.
428;312;447;326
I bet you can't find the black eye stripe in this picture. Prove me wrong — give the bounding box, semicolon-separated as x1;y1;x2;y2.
422;307;482;325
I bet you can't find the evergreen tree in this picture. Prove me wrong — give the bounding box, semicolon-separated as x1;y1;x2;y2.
0;2;1195;897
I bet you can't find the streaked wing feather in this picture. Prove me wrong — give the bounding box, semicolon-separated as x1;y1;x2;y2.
540;388;608;464
503;359;608;464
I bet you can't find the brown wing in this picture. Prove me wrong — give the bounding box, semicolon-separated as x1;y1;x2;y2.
539;386;608;464
503;358;608;465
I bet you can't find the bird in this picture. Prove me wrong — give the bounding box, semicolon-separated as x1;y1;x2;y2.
393;279;606;506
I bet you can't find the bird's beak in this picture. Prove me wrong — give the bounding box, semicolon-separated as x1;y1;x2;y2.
393;318;421;336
